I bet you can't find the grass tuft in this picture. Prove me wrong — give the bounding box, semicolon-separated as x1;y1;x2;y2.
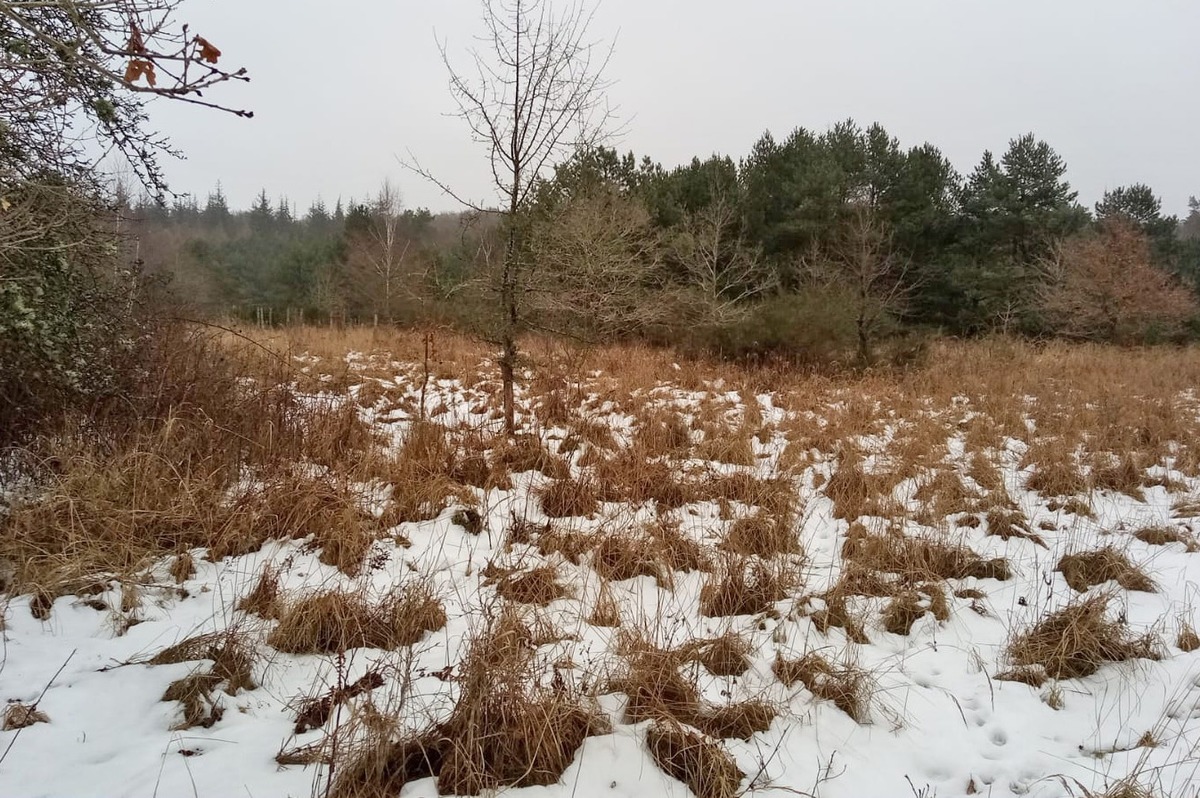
267;583;445;654
1007;595;1161;679
1056;547;1155;593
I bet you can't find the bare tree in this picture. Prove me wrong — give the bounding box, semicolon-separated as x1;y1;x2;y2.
526;188;665;338
1041;219;1197;343
409;0;613;435
668;190;775;326
804;203;913;366
344;181;419;324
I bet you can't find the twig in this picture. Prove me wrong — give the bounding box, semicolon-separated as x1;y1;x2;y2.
0;648;76;766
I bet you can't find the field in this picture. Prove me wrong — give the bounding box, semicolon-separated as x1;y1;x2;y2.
1;327;1199;798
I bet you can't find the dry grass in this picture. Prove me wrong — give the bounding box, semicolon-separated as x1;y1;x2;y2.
994;666;1050;688
152;629;256;730
493;434;570;480
678;633;753;677
538;477;600;518
2;702;49;730
490;564;569;606
591;450;693;509
633;408;693;457
882;583;951;635
842;524;1011;583
237;565;283;619
1024;448;1088;496
613;631;776;740
1007;595;1161;679
588;584;622;627
985;506;1046;547
824;452;897;520
773;652;872;722
914;469;982;522
1134;525;1199;551
645;721;744;798
699;556;796;617
1056;547;1155;593
267;583;446;654
1177;621;1200;652
330;607;608;797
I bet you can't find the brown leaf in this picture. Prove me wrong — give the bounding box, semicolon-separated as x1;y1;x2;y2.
195;36;221;64
124;59;157;87
128;23;145;54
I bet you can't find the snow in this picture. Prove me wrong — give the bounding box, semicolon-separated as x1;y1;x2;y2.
2;362;1199;798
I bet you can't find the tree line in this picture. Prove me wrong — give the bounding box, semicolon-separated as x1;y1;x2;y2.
137;120;1200;360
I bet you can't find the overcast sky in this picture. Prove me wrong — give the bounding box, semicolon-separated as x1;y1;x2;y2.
147;0;1200;216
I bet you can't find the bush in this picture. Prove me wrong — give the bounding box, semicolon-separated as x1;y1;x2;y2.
682;289;860;366
0;181;149;446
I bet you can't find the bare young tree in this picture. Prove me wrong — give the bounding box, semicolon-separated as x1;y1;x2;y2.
526;187;665;339
409;0;613;435
668;190;775;326
344;181;418;324
1041;219;1197;344
804;203;913;366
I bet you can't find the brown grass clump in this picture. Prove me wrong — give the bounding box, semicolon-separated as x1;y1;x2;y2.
809;588;870;645
724;511;799;558
966;450;1005;493
699;556;795;617
330;607;608;797
1134;525;1199;551
1056;547;1155;593
615;638;703;724
237;566;283;619
914;469;981;520
695;426;756;467
592;532;663;583
492;565;568;606
153;629;256;730
613;632;774;739
493;434;570;480
694;701;776;740
1024;451;1088;496
823;452;896;520
150;630;256;691
1176;622;1199;652
538;477;600;518
162;672;227;729
170;551;196;583
591;452;693;509
842;525;1011;583
2;703;49;730
376;422;470;526
435;608;605;794
267;583;446;654
679;633;753;677
773;652;872;723
1007;595;1161;679
293;669;385;734
994;666;1049;688
645;721;744;798
985;506;1047;547
1089;453;1146;499
882;583;950;635
588;584;622;627
634;409;693;456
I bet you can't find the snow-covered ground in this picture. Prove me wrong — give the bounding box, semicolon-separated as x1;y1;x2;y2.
1;353;1199;798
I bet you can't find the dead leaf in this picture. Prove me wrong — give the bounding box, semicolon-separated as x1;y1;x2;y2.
127;23;145;54
124;59;157;87
195;36;221;64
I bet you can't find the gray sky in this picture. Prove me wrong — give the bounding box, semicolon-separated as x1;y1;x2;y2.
149;0;1200;216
